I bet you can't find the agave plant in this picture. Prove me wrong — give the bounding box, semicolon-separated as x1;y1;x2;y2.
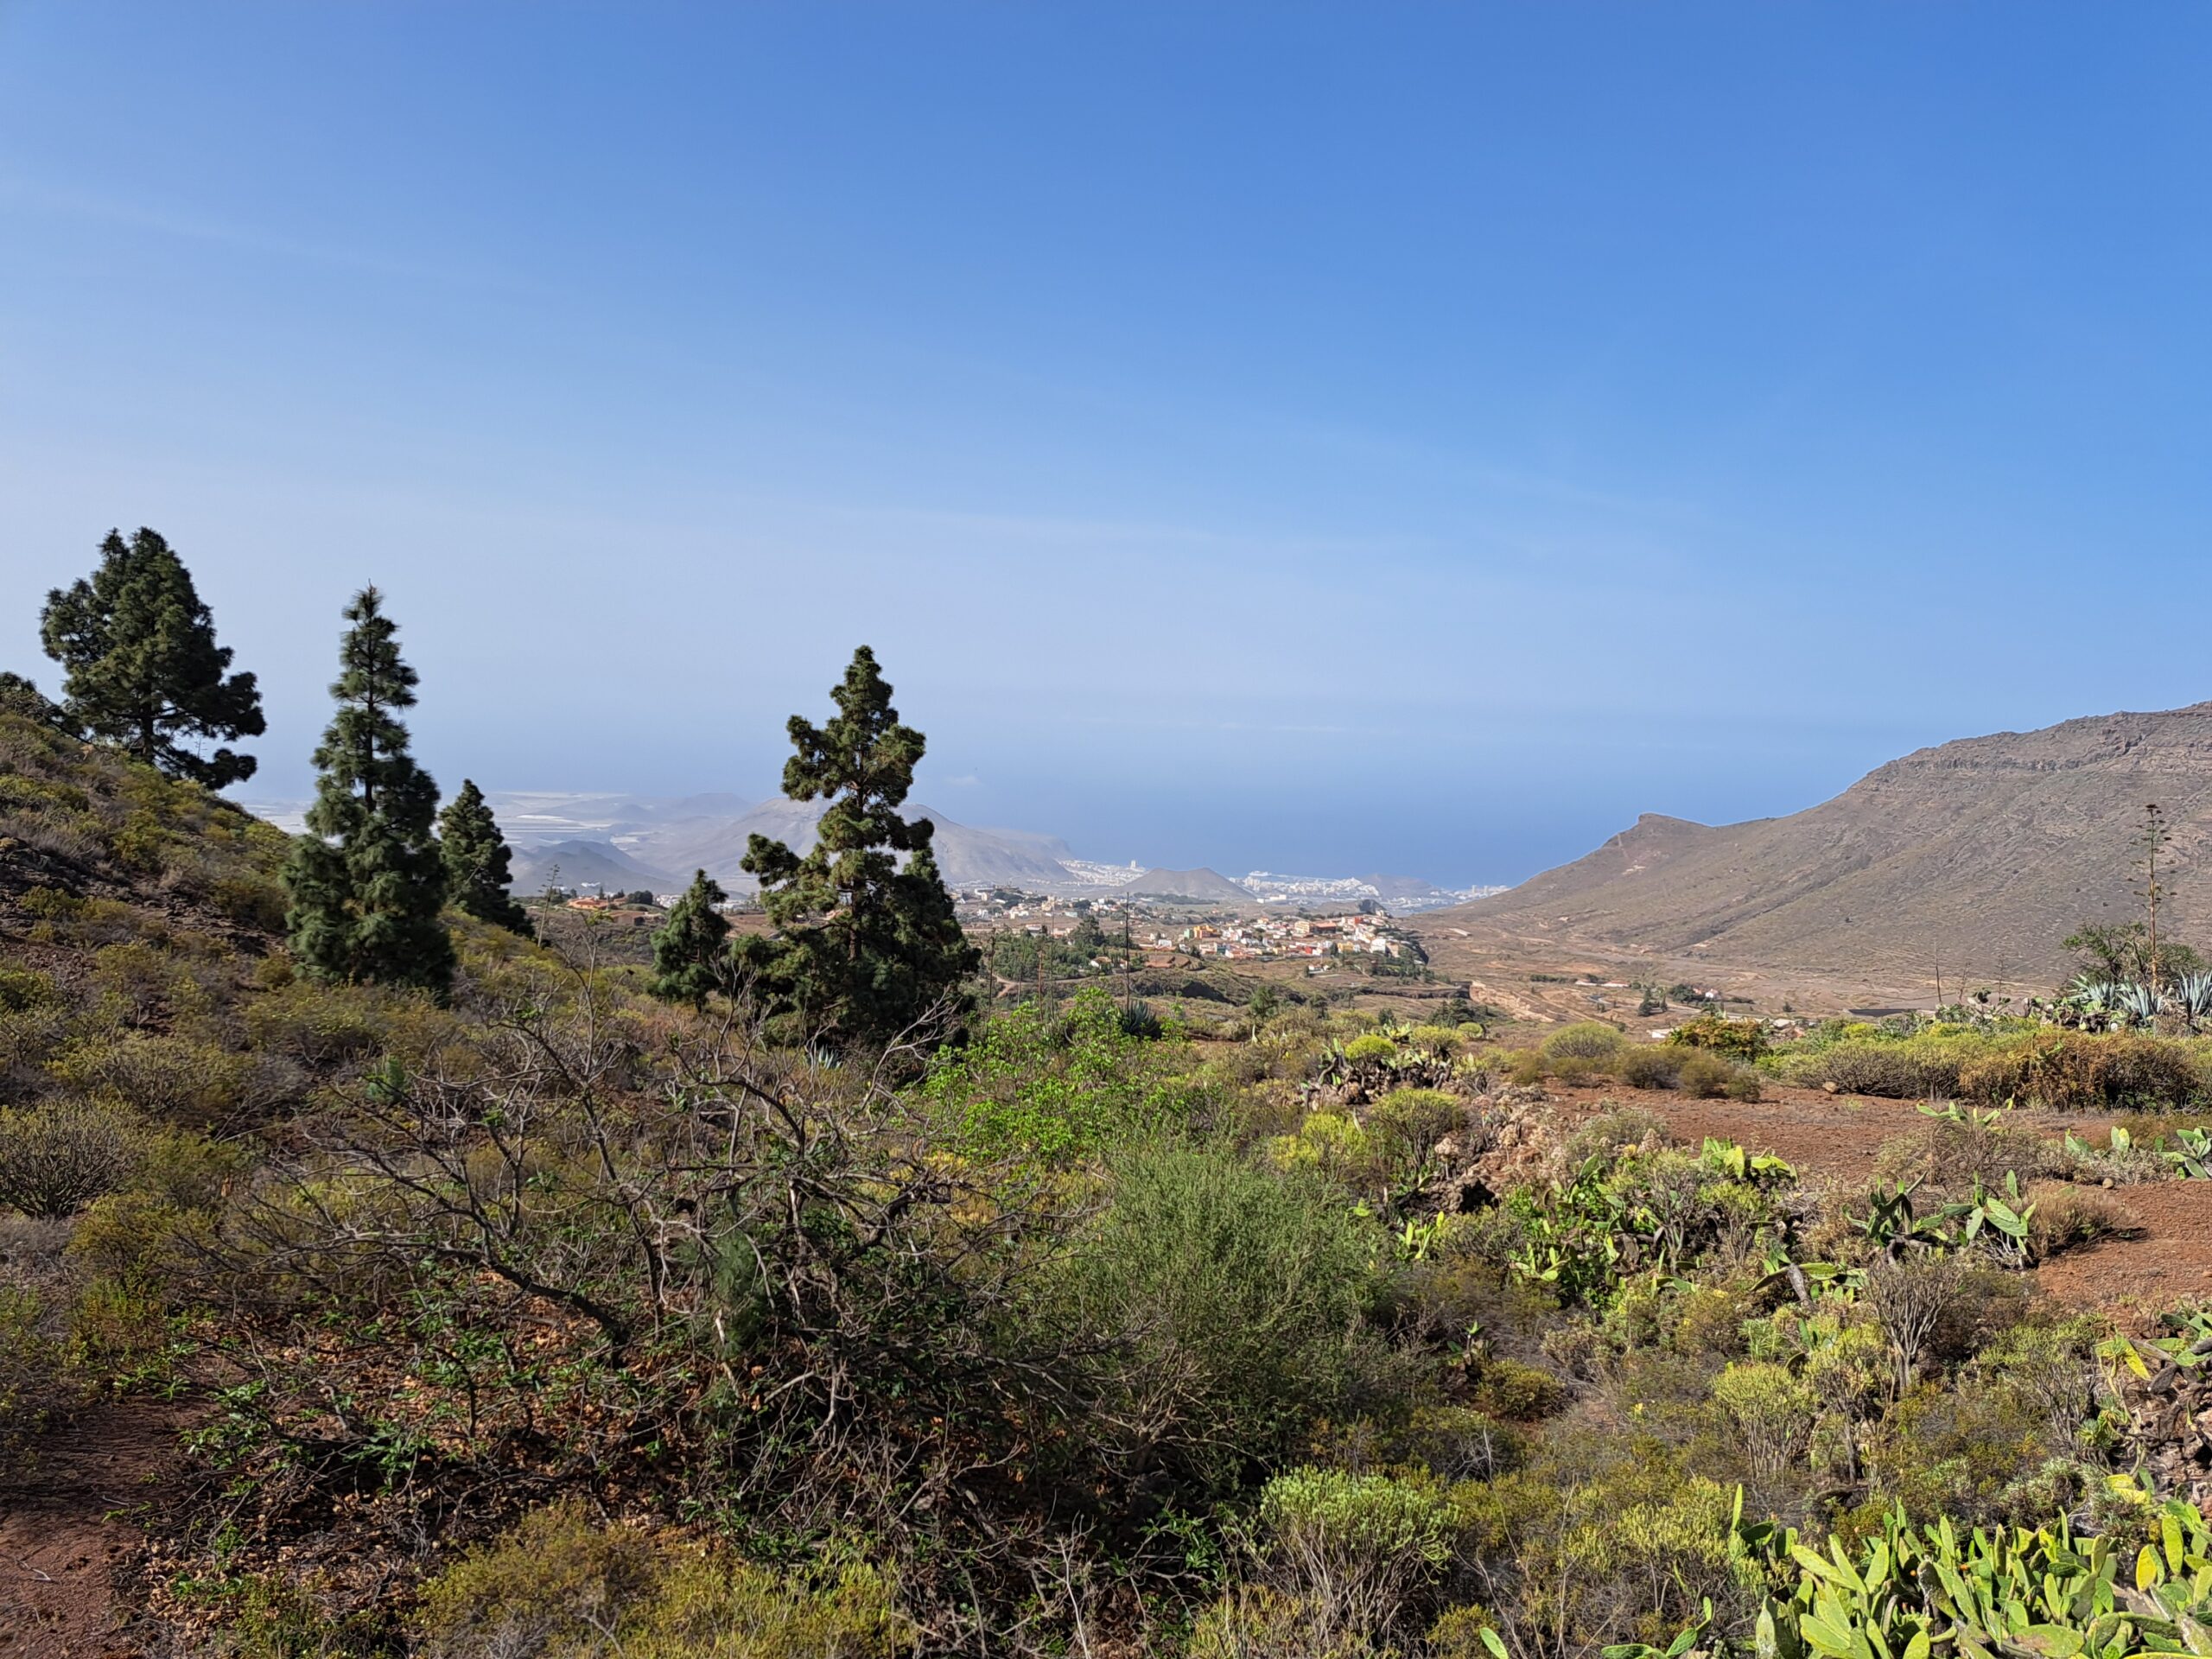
2063;976;2128;1033
2177;972;2212;1034
2117;980;2168;1031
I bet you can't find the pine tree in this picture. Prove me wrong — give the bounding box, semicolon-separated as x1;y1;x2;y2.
283;587;454;995
648;870;733;1007
735;646;979;1047
438;779;532;937
41;527;265;785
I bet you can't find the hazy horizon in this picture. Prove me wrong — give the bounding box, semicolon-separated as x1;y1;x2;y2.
8;4;2211;886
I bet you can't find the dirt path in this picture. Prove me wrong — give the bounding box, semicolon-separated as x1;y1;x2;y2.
0;1399;192;1657
1540;1080;2212;1325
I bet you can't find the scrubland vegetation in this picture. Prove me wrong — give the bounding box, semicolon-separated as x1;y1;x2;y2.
16;539;2212;1655
13;696;2212;1658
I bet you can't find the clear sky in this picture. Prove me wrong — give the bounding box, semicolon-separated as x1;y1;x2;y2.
3;4;2208;885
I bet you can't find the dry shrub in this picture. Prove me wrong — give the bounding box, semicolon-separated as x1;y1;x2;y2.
0;1098;141;1217
1871;1116;2069;1193
1507;1048;1548;1089
1786;1038;1967;1099
1863;1254;1967;1394
1678;1052;1738;1099
1958;1033;2202;1111
1541;1022;1624;1064
46;1033;252;1126
1557;1105;1673;1171
1616;1046;1683;1090
2024;1181;2138;1261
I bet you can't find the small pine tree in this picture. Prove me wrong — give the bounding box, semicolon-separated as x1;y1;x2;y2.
438;779;532;937
648;869;732;1007
41;527;265;785
735;646;980;1047
283;587;454;995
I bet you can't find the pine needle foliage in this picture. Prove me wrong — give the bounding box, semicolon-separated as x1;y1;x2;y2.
40;526;266;785
736;646;978;1049
438;779;532;937
649;869;732;1007
283;586;454;995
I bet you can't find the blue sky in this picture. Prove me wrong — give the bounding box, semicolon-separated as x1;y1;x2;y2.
3;4;2209;885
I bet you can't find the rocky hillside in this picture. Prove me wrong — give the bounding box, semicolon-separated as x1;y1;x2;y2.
1443;702;2212;983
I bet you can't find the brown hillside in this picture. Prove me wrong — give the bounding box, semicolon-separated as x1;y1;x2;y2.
1127;866;1251;902
1438;702;2212;984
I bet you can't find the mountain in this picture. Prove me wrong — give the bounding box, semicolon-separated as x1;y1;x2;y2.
1438;702;2212;982
482;791;748;843
507;838;680;895
621;799;1077;891
1357;874;1463;912
1126;867;1253;902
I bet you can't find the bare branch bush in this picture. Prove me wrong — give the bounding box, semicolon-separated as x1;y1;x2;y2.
189;947;1127;1649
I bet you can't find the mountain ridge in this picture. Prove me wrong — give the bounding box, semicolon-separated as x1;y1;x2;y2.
1439;702;2212;982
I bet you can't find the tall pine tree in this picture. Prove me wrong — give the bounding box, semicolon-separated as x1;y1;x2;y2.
648;870;732;1007
283;587;454;995
735;646;978;1047
438;779;532;937
41;527;265;785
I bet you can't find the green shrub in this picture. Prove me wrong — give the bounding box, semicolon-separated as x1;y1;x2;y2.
208;874;288;931
611;1556;916;1659
1049;1143;1383;1496
0;1285;67;1465
1710;1358;1817;1483
1268;1110;1374;1185
0;966;58;1013
1366;1087;1464;1185
418;1503;918;1658
1469;1357;1565;1421
1244;1466;1456;1647
1452;1452;1741;1655
926;988;1199;1165
1664;1012;1770;1059
1404;1023;1462;1057
171;1568;384;1659
1344;1032;1397;1065
67;1191;190;1288
240;980;395;1065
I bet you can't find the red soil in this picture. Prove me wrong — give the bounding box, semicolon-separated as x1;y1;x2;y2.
0;1399;194;1657
1543;1078;2212;1326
